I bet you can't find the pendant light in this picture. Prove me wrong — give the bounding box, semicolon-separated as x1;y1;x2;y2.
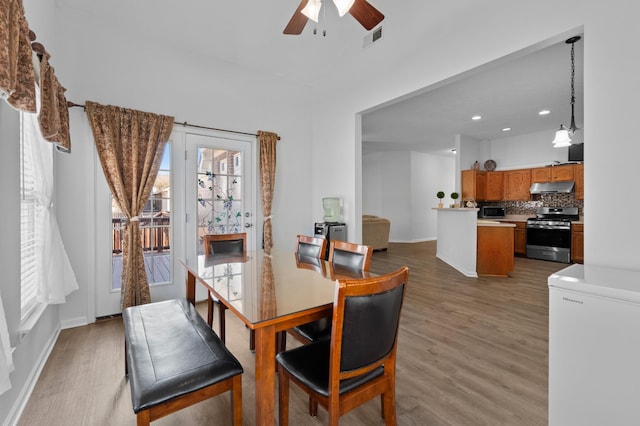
553;36;581;148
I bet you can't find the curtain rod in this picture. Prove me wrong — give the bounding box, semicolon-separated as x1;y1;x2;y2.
66;101;280;140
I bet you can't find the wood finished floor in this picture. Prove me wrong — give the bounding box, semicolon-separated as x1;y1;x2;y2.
18;241;566;425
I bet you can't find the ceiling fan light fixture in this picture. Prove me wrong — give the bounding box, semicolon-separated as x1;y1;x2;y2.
333;0;355;16
552;124;572;148
301;0;322;22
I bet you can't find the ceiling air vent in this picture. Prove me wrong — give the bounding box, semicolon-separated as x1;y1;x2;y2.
363;26;383;49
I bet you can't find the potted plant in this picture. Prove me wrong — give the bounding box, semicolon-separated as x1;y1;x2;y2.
450;192;459;208
436;191;445;208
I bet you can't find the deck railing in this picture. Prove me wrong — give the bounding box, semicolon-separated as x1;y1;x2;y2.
112;217;171;254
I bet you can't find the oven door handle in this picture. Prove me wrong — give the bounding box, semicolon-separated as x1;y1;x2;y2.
527;224;570;230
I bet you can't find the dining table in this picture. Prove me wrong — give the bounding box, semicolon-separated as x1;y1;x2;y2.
179;249;374;425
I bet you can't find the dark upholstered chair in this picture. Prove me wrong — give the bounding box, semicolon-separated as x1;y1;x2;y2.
328;240;373;272
285;240;373;350
295;234;328;259
276;266;410;425
204;233;246;344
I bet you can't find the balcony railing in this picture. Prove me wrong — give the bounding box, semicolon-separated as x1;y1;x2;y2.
112;216;171;254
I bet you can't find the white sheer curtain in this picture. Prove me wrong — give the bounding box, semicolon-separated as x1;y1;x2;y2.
0;290;14;394
24;112;78;303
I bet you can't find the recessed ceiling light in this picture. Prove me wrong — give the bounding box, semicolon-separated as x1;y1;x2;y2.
502;127;511;132
472;115;482;121
539;110;551;115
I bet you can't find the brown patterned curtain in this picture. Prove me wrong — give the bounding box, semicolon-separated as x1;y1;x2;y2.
258;131;279;253
38;52;70;152
1;0;71;151
1;0;36;112
85;101;174;309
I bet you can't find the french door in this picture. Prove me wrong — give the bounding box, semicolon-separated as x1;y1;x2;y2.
184;131;257;302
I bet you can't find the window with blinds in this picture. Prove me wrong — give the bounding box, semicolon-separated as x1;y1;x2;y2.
20;113;39;320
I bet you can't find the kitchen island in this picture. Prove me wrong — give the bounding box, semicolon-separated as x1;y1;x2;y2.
434;208;515;277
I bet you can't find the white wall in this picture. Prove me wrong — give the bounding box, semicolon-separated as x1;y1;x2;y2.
490;129;574;169
362;150;454;242
411;152;455;241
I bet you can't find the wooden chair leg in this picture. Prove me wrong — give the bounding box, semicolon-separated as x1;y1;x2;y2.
218;302;226;343
231;375;243;426
277;331;287;353
382;390;396;424
278;366;290;426
309;396;318;417
207;295;214;327
249;329;255;351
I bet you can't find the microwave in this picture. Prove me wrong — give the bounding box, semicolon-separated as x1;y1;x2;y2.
479;206;505;219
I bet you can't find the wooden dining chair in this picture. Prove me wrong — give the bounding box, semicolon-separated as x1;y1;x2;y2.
276;266;410;426
328;239;373;272
295;234;328;259
204;232;246;343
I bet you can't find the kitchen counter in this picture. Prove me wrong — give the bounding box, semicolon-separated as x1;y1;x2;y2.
434;208;514;277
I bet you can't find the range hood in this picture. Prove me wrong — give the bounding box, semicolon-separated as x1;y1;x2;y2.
529;181;575;194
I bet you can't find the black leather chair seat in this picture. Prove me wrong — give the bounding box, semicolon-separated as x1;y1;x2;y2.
290;318;331;342
275;339;383;397
123;298;243;413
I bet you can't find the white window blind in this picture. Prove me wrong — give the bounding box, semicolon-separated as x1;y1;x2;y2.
20;113;39;320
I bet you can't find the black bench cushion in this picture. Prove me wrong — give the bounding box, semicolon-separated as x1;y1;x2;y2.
123;298;243;413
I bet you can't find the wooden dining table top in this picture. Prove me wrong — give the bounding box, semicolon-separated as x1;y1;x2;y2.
181;249;374;329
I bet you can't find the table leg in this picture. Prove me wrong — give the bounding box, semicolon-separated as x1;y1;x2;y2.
254;324;276;425
185;271;196;305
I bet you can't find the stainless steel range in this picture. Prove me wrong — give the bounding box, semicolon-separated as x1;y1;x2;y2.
526;207;579;263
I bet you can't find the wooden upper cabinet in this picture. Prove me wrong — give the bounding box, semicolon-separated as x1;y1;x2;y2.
485;172;504;201
503;169;531;200
551;164;575;181
531;165;575;183
461;170;486;201
574;164;584;200
531;167;551;183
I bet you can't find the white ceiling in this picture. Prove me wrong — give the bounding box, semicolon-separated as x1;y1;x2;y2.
53;0;583;156
362;37;584;156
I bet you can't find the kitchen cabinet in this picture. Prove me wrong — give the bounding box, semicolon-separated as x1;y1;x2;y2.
572;223;584;264
502;220;527;255
531;167;551;183
503;169;531;200
531;164;575;182
477;224;515;277
461;170;486;201
574;164;584;200
552;164;575;181
485;172;504;201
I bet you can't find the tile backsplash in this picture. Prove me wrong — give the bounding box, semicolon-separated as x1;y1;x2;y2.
482;193;583;216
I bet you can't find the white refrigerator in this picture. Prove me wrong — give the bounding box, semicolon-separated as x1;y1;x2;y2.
548;264;640;426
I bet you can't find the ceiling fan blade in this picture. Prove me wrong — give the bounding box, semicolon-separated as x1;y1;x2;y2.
283;0;310;35
348;0;384;30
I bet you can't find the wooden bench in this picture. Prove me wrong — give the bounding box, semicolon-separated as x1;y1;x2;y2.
123;298;243;425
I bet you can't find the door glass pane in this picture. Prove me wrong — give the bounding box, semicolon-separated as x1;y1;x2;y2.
197;147;243;254
111;144;172;290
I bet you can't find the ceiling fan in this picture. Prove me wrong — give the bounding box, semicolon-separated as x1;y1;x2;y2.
283;0;384;35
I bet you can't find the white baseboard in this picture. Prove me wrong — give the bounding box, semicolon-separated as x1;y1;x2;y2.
4;326;60;426
60;316;90;330
389;237;436;244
